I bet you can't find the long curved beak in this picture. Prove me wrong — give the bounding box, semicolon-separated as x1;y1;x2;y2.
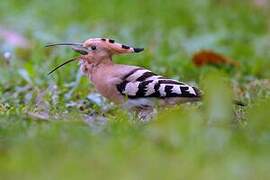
45;42;89;55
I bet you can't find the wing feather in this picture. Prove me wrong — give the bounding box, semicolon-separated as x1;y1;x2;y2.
116;69;201;99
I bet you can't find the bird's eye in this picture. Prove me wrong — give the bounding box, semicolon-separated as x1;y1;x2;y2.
90;46;96;50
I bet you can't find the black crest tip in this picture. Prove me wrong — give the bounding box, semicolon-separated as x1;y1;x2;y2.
133;48;144;53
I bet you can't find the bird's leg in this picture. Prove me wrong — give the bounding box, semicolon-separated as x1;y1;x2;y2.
135;106;157;122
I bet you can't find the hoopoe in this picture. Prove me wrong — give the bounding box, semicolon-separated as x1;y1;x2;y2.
46;38;202;119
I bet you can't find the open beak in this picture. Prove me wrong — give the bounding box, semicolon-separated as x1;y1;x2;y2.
45;43;89;55
45;42;89;75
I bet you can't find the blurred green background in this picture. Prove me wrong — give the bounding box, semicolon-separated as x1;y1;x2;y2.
0;0;270;179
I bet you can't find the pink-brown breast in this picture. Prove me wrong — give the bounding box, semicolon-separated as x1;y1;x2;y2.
88;64;139;104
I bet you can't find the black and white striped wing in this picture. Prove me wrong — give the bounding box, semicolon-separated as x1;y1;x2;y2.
116;68;201;99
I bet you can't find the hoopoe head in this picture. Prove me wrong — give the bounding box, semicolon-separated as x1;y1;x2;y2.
80;38;144;62
46;38;144;74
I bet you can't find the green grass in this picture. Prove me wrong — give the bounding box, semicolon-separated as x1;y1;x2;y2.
0;0;270;179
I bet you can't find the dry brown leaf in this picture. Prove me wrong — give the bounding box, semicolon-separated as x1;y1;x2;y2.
192;50;240;67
